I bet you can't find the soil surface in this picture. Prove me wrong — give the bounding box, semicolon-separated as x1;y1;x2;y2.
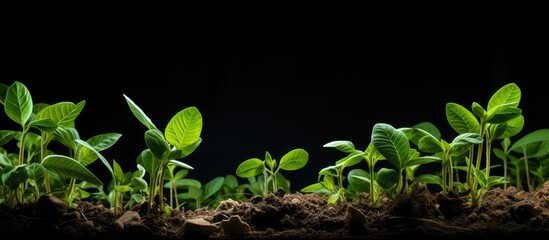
2;182;549;240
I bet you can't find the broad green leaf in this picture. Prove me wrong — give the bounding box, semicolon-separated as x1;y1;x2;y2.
497;115;524;139
347;169;371;193
336;153;363;169
123;94;157;130
145;129;170;160
165;107;203;150
376;168;398;191
5;81;33;126
75;139;113;175
446;103;480;134
131;177;148;191
174;138;202;159
279;148;308;171
487;82;521;110
180;186;202;200
486;106;522;124
401;127;441;153
236;158;264;178
0;130;17;146
42;154;102;186
203;176;224;199
79;133;122;166
29;118;57;132
26;162;45;184
510;129;549;153
300;183;326;193
137;149;160;174
414;174;442;186
1;165;28;190
323;140;357;153
372;123;409;170
364;142;385;165
223;174;239;189
53;127;79;151
34;101;86;128
402;156;440;169
412;121;441;140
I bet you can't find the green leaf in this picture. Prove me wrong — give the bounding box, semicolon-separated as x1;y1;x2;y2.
145;129;170;160
113;160;124;183
203;176;224;199
75;139;113;175
26;162;46;184
79;133;122;166
347;169;371;193
34;101;86;128
401;127;441;153
175;138;202;159
0;82;8;105
510;129;549;154
471;102;486;119
372;123;409;170
29;118;57;132
165;106;203;150
402;156;440;169
168;178;202;189
1;165;28;190
42;154;102;186
446;103;480;134
4;81;33;126
414;174;442;186
123;94;157;130
497;115;524;139
115;185;133;193
137;149;160;175
131;177;148;191
300;183;326;193
323;140;357;153
0;130;17;146
53;127;79;151
412;121;441;140
236;158;264;178
375;168;398;192
279;148;309;171
487;82;521;111
169;159;194;170
486;106;522;124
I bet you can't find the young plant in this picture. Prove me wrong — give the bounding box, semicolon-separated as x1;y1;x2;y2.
124;94;203;214
493;128;549;191
236;148;308;195
176;176;224;210
446;82;523;206
302;140;384;205
371;123;439;197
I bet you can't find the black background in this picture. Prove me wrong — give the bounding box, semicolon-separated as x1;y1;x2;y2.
2;11;549;191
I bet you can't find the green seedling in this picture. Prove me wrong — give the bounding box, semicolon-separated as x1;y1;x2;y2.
371;123;439;197
446;82;523;206
176;176;224;210
124;94;203;214
493;128;549;191
236;148;308;195
302;140;383;205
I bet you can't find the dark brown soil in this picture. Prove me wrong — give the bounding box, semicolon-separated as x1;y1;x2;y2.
2;182;549;240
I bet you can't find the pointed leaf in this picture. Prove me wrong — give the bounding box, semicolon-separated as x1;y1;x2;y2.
323;140;357;153
79;133;122;166
75;139;113;175
123;94;157;130
42;154;102;186
34;101;86;128
4;81;33;126
29;118;57;132
510;129;549;153
169;159;194;170
446;102;480;134
372;123;409;170
203;176;224;199
0;130;17;146
497;115;524;139
486;106;522;124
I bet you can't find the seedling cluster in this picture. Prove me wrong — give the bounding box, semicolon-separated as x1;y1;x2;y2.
1;81;548;217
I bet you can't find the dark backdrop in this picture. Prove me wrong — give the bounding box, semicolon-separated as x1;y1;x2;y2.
2;11;548;191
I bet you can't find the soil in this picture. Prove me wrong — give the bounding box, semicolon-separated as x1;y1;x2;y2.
2;182;549;240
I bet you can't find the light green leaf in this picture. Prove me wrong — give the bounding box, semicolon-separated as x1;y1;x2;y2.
0;130;17;146
446;103;480;134
169;159;194;170
279;148;308;171
75;139;113;175
510;129;549;154
123;94;157;130
323;140;357;153
34;101;86;128
203;176;224;199
145;129;170;160
165;107;203;150
487;82;521;111
236;158;264;178
79;133;122;166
